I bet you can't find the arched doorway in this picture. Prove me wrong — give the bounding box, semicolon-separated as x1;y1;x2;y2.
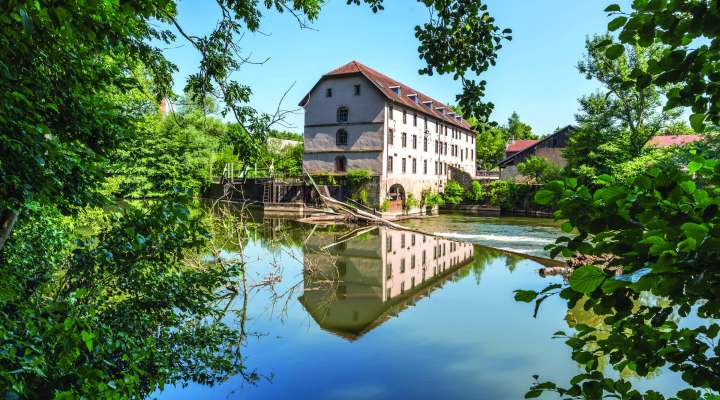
387;184;405;212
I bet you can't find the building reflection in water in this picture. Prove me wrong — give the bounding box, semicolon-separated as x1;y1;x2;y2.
299;227;475;341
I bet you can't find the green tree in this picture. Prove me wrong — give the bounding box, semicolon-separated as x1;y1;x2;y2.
110;93;226;198
564;93;633;179
506;111;537;140
576;35;681;155
602;1;720;130
517;156;562;183
475;124;508;169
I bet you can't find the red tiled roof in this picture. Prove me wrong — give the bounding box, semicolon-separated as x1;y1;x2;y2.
300;61;474;131
646;135;704;148
505;139;539;154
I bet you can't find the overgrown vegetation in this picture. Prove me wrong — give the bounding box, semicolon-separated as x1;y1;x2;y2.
512;1;720;398
0;0;514;397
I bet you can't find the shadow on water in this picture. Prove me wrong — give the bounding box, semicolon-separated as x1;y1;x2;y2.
155;208;686;400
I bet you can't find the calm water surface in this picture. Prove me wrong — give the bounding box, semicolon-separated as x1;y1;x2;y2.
155;214;685;399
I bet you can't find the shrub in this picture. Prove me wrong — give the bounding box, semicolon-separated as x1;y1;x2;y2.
443;180;465;205
404;193;419;211
380;199;391;212
346;169;372;186
517;156;563;183
467;181;485;203
424;192;445;207
357;189;369;206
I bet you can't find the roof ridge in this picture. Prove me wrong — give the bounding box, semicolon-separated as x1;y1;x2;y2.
354;62;451;110
307;60;474;131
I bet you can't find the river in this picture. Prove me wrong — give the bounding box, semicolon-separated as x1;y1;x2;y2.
154;213;685;399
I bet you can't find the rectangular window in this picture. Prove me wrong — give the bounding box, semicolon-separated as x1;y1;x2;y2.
386;235;392;252
389;105;394;120
435;121;439;133
411;255;416;269
413;113;417;127
401;132;407;148
401;281;405;294
326;88;332;97
445;126;448;135
423;160;427;174
403;110;407;124
354;84;361;95
412;158;417;174
411;234;416;246
424;117;428;130
387;156;393;173
412;277;416;288
386;263;392;279
402;158;406;173
400;258;406;273
434;161;438;175
435;141;438;153
401;234;406;248
423;137;428;152
412;135;417;149
422;250;426;265
388;129;394;145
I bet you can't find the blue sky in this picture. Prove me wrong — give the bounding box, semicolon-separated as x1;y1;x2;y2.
165;0;628;135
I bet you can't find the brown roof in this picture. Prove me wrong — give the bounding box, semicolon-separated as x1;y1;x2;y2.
646;135;704;148
506;139;539;154
300;61;474;131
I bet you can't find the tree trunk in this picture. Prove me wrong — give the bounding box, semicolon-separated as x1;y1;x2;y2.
0;209;19;252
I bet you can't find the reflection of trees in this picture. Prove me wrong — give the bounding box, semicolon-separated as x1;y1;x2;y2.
454;245;504;284
527;269;720;399
0;197;259;398
564;298;661;381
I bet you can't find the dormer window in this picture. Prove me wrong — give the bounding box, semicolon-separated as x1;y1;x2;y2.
423;101;433;110
390;86;401;96
407;94;418;104
436;107;445;114
448;112;456;118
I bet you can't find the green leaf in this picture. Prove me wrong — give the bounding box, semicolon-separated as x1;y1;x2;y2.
605;44;625;60
689;113;705;132
514;290;538;303
604;4;621;12
678;180;696;194
80;330;94;352
676;389;699;400
524;390;542;398
595;174;614;185
534;189;555;205
676;237;697;253
561;221;574;233
687;160;703;173
681;222;709;241
608;16;627;31
569;266;606;294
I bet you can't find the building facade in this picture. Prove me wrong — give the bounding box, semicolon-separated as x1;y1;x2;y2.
300;61;477;210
